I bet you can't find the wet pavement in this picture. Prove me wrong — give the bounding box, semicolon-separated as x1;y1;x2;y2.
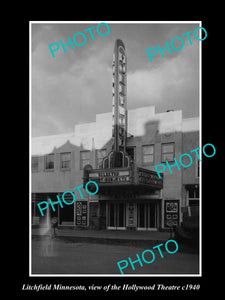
31;238;200;275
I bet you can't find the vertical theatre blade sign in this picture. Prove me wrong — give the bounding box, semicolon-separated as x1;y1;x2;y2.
112;39;127;154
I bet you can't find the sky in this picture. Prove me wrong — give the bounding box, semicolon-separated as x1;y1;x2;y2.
31;22;200;137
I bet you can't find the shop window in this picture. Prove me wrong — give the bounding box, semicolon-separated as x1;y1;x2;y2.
142;145;154;165
80;150;90;170
96;149;107;168
162;142;175;162
60;152;71;170
32;156;39;172
44;153;54;171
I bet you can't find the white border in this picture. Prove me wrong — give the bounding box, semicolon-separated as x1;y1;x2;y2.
29;20;202;277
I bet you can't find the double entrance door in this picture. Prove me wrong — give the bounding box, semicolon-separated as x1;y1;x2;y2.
108;202;125;229
137;202;158;230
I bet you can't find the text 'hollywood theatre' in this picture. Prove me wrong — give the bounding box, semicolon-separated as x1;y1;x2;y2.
31;39;200;231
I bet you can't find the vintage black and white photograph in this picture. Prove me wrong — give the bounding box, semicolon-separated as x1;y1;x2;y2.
30;21;202;276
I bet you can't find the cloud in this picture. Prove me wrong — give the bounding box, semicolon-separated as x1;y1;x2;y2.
127;43;199;115
32;41;113;137
31;23;200;137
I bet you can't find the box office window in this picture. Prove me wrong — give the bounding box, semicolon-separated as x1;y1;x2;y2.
162;142;175;162
80;151;90;170
44;153;54;170
60;152;71;170
32;156;39;172
142;145;154;164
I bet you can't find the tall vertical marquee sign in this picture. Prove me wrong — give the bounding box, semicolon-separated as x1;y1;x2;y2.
112;39;127;154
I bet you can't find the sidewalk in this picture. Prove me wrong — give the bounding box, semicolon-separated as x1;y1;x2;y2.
32;227;171;246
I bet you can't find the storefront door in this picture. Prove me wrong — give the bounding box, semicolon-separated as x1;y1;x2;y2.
107;202;125;229
137;202;158;230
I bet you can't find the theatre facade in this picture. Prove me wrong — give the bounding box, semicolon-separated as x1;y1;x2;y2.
31;39;200;231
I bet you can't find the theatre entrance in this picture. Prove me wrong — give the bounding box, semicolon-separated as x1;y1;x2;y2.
106;201;161;230
107;202;126;230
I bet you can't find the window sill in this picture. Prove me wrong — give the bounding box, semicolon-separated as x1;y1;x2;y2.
44;168;55;172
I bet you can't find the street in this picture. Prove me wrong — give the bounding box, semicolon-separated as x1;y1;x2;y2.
31;239;199;275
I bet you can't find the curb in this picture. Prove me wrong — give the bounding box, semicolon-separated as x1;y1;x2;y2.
31;234;199;254
32;234;167;247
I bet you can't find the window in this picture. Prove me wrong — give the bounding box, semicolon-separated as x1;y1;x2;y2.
60;152;71;170
44;153;54;170
162;143;175;162
32;156;39;172
96;149;107;168
142;145;154;164
126;147;135;162
80;151;90;170
188;188;199;199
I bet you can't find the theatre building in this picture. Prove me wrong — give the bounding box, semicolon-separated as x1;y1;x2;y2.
31;39;200;231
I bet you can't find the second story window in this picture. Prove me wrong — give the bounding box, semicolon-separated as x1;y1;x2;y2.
60;152;71;170
142;145;154;164
162;143;175;162
44;153;54;171
80;151;90;170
